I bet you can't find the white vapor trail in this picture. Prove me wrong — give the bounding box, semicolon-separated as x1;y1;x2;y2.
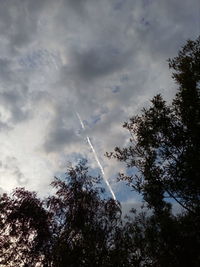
76;112;117;201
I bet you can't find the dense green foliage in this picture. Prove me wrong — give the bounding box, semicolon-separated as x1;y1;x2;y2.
0;37;199;266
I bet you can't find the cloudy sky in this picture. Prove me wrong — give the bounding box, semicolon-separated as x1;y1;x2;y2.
0;0;199;203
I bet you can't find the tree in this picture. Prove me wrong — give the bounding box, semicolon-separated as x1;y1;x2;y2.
0;188;51;266
46;160;122;267
108;36;200;216
0;160;123;267
106;36;200;266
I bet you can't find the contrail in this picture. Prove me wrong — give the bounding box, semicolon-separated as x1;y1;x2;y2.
76;112;116;201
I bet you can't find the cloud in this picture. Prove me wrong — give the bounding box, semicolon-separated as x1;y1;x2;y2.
0;157;28;191
0;0;199;199
44;124;79;153
67;44;132;81
0;86;30;124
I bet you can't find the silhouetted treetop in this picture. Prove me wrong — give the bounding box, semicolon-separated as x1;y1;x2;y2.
108;36;200;216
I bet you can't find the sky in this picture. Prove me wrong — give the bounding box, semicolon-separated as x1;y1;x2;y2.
0;0;199;204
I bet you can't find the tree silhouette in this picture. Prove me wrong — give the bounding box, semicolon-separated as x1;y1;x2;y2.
0;160;123;267
0;188;51;266
108;36;200;216
107;36;200;266
46;160;122;267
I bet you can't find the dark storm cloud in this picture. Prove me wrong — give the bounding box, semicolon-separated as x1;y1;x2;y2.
0;0;50;52
0;59;13;81
0;86;30;125
0;0;51;130
0;58;33;128
68;45;132;81
64;0;89;13
44;127;78;153
43;107;80;153
134;0;200;59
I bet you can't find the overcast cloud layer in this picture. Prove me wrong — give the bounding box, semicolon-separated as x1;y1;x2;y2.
0;0;199;200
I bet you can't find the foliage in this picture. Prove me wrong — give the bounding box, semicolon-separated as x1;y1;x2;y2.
108;36;200;216
0;189;51;266
106;36;200;266
0;160;123;267
46;160;122;267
